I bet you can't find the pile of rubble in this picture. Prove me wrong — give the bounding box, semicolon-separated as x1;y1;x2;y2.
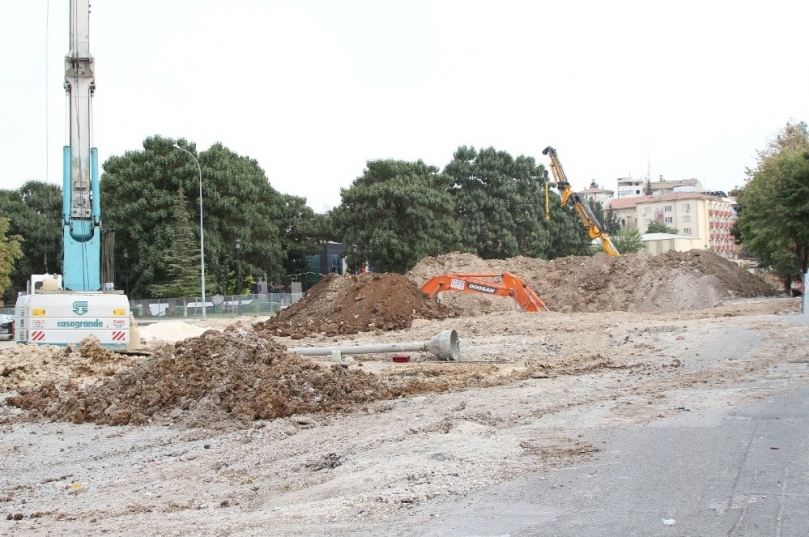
408;250;778;314
255;272;458;338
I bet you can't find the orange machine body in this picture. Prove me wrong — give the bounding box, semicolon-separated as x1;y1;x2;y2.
420;272;547;312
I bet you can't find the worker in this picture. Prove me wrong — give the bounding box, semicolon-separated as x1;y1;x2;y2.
791;279;804;297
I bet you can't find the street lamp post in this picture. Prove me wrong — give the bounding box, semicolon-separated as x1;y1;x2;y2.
123;248;129;296
224;255;231;313
172;144;206;320
235;238;242;316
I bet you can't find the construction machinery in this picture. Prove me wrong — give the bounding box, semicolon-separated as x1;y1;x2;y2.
542;146;619;256
420;273;547;312
15;0;136;350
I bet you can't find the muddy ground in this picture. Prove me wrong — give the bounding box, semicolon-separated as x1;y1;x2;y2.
1;250;806;536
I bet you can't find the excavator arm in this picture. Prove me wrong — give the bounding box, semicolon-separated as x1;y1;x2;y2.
420;273;547;312
542;146;619;256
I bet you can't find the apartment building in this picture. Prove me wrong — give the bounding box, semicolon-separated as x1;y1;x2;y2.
578;180;615;206
615;176;703;198
604;192;738;260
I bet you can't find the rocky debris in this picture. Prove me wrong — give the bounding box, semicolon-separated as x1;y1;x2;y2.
408;250;778;314
8;329;395;427
0;336;138;392
255;272;458;339
5;327;574;427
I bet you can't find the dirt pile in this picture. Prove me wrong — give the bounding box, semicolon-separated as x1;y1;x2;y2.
6;327;575;427
8;329;392;427
409;250;778;314
0;336;139;392
255;272;458;338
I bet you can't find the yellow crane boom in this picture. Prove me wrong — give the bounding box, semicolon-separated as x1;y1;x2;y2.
542;146;619;256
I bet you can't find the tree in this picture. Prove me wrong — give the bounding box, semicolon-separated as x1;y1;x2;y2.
737;128;809;288
278;194;328;285
602;205;623;234
0;217;24;299
646;222;679;234
149;185;202;297
332;159;460;274
0;181;62;302
101;136;285;298
610;228;645;254
445;146;589;260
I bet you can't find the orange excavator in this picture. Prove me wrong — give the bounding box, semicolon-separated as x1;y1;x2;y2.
420;273;548;312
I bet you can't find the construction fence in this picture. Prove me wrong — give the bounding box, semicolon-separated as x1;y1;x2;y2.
129;292;304;321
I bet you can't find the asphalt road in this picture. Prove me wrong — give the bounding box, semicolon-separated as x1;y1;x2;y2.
409;379;809;537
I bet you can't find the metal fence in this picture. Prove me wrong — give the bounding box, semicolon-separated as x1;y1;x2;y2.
1;293;303;320
129;292;304;320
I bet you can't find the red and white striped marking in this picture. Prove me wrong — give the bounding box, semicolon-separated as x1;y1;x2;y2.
112;331;126;341
31;331;45;341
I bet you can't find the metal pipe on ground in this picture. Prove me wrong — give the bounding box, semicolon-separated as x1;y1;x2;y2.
288;329;460;361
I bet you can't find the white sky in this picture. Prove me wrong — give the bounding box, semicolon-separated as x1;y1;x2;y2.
3;1;808;213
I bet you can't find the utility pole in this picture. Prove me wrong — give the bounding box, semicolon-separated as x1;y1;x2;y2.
235;238;242;315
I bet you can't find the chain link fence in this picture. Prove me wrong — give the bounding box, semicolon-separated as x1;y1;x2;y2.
129;292;304;320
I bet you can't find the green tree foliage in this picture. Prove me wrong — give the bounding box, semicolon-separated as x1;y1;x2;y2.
737;121;809;286
602;206;623;234
149;186;202;297
0;217;24;299
278;194;328;284
332;159;460;274
445;146;590;260
101;136;285;298
610;228;645;254
646;221;679;234
0;181;62;302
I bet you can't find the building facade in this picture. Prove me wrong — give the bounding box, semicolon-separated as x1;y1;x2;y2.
606;192;738;260
578;180;615;206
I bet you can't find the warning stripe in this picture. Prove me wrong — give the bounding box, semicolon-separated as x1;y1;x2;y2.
112;331;126;341
31;331;45;341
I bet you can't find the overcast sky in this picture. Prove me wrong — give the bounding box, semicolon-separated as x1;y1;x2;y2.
3;0;808;213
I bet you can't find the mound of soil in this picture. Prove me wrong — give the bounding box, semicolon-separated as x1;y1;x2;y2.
0;336;139;392
7;328;556;427
409;250;778;314
8;329;395;427
255;272;458;339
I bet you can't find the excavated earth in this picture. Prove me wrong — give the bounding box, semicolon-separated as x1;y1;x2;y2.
1;249;805;537
407;249;778;315
255;272;458;339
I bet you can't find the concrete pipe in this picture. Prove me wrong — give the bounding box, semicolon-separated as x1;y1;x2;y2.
288;329;460;361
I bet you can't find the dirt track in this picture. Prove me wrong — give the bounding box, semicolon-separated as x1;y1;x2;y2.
2;251;807;536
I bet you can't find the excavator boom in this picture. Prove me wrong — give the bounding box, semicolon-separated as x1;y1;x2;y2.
543;146;619;256
420;272;547;312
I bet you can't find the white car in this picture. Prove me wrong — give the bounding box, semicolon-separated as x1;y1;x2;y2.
0;314;13;341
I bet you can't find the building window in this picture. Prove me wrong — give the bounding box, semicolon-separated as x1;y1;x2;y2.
664;205;672;212
682;203;690;211
644;218;651;225
683;228;692;235
683;215;691;222
644;207;652;214
665;217;673;223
